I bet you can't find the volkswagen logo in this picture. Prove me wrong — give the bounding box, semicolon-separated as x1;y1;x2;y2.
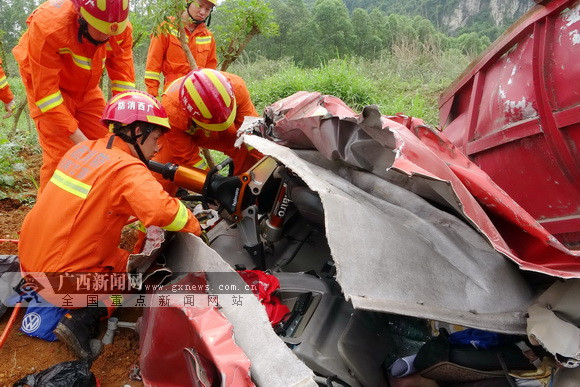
21;312;42;333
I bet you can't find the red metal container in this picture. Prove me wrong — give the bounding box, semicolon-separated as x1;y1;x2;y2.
439;0;580;247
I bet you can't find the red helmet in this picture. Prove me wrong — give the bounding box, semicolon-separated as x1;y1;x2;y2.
72;0;129;36
179;69;237;132
102;90;170;131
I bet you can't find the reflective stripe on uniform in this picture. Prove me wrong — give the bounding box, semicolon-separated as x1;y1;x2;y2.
111;80;136;92
195;36;212;45
193;158;208;170
162;201;189;231
0;75;8;89
50;170;92;199
145;71;161;81
168;27;179;37
36;91;64;113
59;48;92;70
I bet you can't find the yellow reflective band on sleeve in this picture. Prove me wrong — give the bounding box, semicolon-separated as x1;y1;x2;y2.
111;80;136;92
245;144;255;152
162;201;189;232
136;221;146;233
195;36;212;45
49;170;92;199
36;91;64;113
59;48;92;70
192;101;237;132
184;77;212;119
168;27;179;37
193;158;208;170
202;69;231;107
145;71;161;81
0;75;7;89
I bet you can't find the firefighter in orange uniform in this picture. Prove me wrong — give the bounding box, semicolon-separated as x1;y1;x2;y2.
12;0;136;193
152;68;261;195
0;58;16;118
145;0;218;97
18;90;202;360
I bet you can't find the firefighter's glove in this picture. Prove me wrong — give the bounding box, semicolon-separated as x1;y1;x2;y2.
193;204;219;230
3;99;15;118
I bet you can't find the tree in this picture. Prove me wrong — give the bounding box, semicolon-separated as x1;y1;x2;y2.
0;0;41;50
454;32;489;57
283;0;316;65
351;8;383;58
254;0;290;59
351;9;370;57
312;0;354;61
367;8;386;57
213;0;279;71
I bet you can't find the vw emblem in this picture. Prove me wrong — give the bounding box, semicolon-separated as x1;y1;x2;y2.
21;312;42;333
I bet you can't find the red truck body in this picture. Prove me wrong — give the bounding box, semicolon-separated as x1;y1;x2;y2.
439;0;580;247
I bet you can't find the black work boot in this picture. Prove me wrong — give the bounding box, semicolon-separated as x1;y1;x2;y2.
54;307;107;360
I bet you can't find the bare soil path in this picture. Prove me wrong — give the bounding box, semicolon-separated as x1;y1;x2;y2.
0;151;144;387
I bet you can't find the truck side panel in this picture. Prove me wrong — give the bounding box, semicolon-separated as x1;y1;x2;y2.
439;0;580;246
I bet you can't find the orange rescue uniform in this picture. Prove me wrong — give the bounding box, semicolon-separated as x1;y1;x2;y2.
153;72;261;193
19;134;201;278
12;0;136;192
145;21;217;97
0;58;14;105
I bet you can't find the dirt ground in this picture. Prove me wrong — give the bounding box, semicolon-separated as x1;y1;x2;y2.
0;152;144;387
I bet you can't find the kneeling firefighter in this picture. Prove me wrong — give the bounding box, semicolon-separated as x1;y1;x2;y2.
17;90;202;360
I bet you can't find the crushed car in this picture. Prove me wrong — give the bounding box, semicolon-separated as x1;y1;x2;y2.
133;1;579;385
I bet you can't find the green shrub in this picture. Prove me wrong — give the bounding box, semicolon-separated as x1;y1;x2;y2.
247;59;380;113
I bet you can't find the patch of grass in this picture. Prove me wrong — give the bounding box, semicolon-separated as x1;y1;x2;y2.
0;72;39;193
246;59;380;113
243;50;469;125
229;56;294;82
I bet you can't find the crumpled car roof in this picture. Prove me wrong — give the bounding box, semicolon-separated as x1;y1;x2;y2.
252;91;580;279
237;91;580;334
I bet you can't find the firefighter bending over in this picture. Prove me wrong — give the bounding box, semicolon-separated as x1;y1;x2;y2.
13;0;136;193
152;68;262;195
145;0;218;97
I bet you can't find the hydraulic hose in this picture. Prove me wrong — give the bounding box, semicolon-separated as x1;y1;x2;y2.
0;303;22;350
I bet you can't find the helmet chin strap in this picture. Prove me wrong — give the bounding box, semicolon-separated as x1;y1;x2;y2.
77;17;109;46
112;125;151;164
187;2;212;25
